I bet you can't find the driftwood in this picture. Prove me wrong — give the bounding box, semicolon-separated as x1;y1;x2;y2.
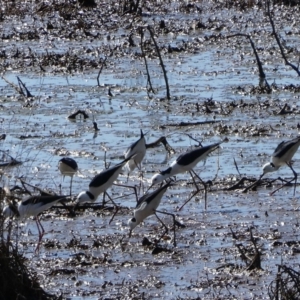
146;136;175;154
160;120;221;128
68;110;89;119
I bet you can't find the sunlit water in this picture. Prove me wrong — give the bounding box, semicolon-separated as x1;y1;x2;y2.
1;4;300;299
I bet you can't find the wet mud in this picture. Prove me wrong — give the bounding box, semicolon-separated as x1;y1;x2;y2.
1;0;300;299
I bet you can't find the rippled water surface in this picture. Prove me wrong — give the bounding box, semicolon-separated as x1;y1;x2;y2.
1;1;300;299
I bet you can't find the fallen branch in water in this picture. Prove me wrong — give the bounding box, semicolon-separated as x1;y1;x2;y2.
160;120;221;128
68;110;89;119
146;136;175;154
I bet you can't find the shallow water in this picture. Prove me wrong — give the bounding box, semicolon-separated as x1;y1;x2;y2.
1;1;300;299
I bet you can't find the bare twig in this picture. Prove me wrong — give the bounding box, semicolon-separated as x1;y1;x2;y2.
139;27;155;95
17;76;34;97
97;56;108;86
233;158;242;177
227;33;271;91
147;25;170;100
266;0;300;76
146;136;175;154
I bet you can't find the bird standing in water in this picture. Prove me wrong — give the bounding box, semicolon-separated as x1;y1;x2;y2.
3;194;68;253
128;181;178;246
262;136;300;195
151;141;223;210
59;157;78;195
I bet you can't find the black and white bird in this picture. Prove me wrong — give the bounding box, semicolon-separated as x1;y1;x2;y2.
124;129;147;173
128;180;178;246
262;136;300;195
59;157;78;195
3;195;68;253
151;141;223;185
151;141;223;210
76;154;135;206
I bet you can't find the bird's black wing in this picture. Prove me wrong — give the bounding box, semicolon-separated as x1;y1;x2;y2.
160;167;172;176
135;181;171;208
90;164;122;187
59;157;78;170
176;142;221;166
22;195;68;207
273;137;300;158
125;130;144;155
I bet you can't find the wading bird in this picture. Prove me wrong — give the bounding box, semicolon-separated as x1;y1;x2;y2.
124;129;147;173
76;154;136;223
59;157;78;195
151;141;223;210
128;180;178;246
3;195;68;253
262;136;300;195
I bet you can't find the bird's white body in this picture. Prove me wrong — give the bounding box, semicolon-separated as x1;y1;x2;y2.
124;129;146;173
128;181;171;231
151;142;222;185
59;157;78;177
59;157;78;195
77;155;134;205
262;136;300;175
2;195;68;252
3;195;68;219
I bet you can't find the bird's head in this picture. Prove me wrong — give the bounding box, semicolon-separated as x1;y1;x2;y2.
128;217;138;236
151;173;164;185
262;162;279;175
76;191;95;205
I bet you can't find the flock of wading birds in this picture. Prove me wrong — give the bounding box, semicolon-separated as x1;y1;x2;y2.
2;130;300;252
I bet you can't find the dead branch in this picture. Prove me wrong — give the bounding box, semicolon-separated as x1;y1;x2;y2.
0;150;22;168
247;227;262;271
159;120;221;128
147;25;170;100
277;103;292;115
68;110;89;119
1;76;22;95
227;33;271;91
233;158;241;177
146;136;175;154
266;0;300;76
17;76;34;97
139;27;155;95
97;56;108;86
225;177;249;191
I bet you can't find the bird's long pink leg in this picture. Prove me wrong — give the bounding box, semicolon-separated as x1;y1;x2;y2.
178;170;205;211
35;216;45;253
